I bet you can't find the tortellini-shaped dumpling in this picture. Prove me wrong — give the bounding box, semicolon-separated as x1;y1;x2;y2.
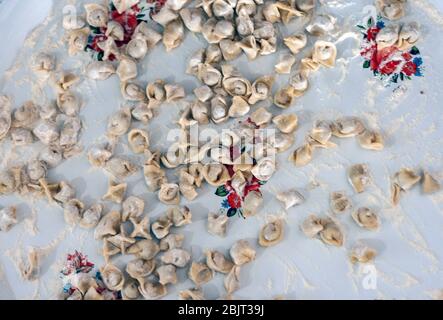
259;219;285;247
84;3;108;28
230;240;256;266
376;0;406;21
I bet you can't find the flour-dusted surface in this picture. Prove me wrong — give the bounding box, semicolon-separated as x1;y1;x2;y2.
0;0;443;300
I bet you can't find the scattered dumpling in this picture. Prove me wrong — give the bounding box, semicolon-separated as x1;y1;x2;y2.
311;41;337;68
284;33;307;54
151;215;173;239
348;164;371;193
179;287;205;300
259;219;285;247
139;279;167;300
301;214;324;238
94;211;121;240
160;234;185;251
275;53;296;74
242;191;263;218
273;114;298;134
422;172;441;194
332;117;366;138
230;240;256;265
349;243;377;264
156;264;178;285
122;196;145;222
188;262;214;286
276;189;305;210
126;258;156;281
79;203;103;229
290;143;313;167
376;0;406;21
167;206;192;227
393;168;421;191
207;213;229;237
158;183;181;205
203;164;230;187
352;207;381;231
397;22;420;51
86;61;115;80
319;218;344;247
104;157;138;181
102;181;127;204
224;265;241;295
128;239;160;260
100;263;124;291
330;191;352;214
206;250;234;274
163;19;185;52
121;82;146;101
63;199;84;226
130;216;151;239
358;130;384;151
85;3;108;28
128;129;150;154
161;248;191;268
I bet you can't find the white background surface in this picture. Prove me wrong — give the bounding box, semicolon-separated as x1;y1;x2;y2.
0;0;443;300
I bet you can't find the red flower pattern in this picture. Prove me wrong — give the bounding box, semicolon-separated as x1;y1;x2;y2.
227;192;242;209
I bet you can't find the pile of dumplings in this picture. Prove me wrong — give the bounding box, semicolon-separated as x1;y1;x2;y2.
1;0;441;300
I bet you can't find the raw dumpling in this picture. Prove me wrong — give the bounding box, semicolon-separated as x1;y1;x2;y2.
348;164;371;193
352;207;381;231
188;262;214;286
206;250;234;274
330;191;352;214
230;240;256;265
207;213;229;237
258;220;285;247
276;189;305;210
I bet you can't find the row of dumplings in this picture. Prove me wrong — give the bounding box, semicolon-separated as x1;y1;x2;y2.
291;117;384;167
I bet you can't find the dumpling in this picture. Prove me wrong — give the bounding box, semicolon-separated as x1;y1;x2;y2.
161;248;191;267
167;206;192;227
94;211;121;240
349;243;377;264
156;264;178;285
249;75;274;105
0;206;18;232
228;96;250;118
284;33;307;55
122;280;140;300
121;82;146;101
126;38;148;60
203;164;230;187
86;61;115;80
330;191;352;214
128;239;160;260
312;41;337;68
68;29;89;56
104;157;138;181
54;181;75;204
206;250;234;274
116;56;138;82
84;3;108;27
79;203;103;229
158;183;181;205
128;129;150;154
178;170;198;201
348;164;371;193
224;265;241;294
163;19;185;52
31;52;56;79
352;207;381;231
57;92;81;117
358;130;384;151
301;214;324;238
126;258;156;281
289;143;313;167
88;143;114;168
376;0;406;20
188;262;214;286
230;240;256;265
139;279;167;300
422;172;441;194
130;216;151;239
242;191;263;218
179;288;205;300
112;0;140;14
33;120;59;145
100;263;124;291
144;151;167;192
151;215;173;239
273;114;298;134
11;128;33;146
306;14;337;36
122;196;145;222
131;101;154;123
276;190;305;210
180;7;205;33
160;234;185;251
319;219;344;247
146;80;167;106
133;22;163;49
332;117;365;138
275;53;296;74
207;213;229;237
274;86;295;109
259;220;285;247
63;199;84;226
393;168;421;191
210;95;229;123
